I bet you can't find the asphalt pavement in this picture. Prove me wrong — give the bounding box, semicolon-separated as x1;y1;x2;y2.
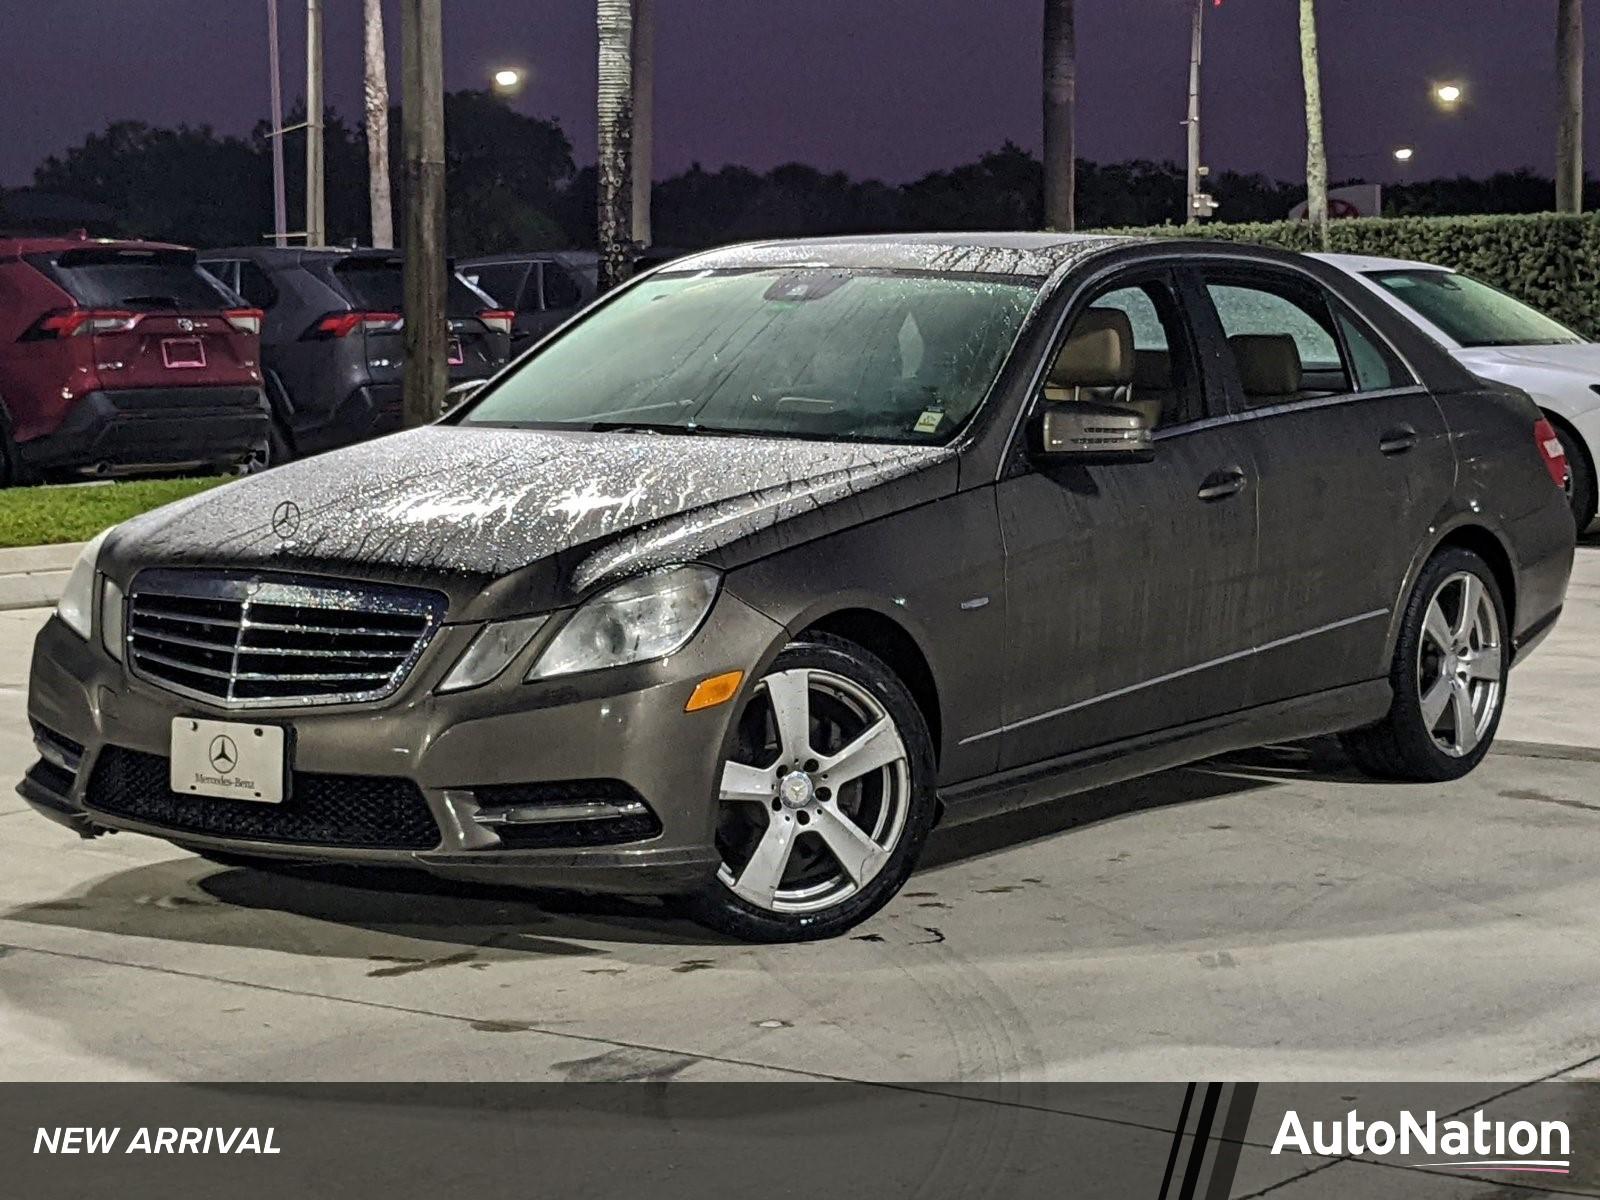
2;548;1599;1105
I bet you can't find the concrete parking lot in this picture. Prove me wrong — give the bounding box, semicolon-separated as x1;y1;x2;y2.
2;548;1600;1089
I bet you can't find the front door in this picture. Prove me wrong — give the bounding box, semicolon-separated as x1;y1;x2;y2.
992;268;1261;771
1193;263;1453;701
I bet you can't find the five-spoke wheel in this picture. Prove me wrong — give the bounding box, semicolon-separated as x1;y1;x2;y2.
686;634;935;941
1416;571;1503;758
1342;547;1509;781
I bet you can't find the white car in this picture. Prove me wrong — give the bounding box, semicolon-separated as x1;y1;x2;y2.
1316;252;1600;530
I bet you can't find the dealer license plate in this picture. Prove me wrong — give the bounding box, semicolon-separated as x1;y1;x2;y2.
169;718;286;804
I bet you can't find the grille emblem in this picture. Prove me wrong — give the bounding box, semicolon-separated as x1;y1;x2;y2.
271;501;301;540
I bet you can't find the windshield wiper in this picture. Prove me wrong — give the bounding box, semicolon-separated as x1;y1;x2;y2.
585;419;762;437
117;294;183;309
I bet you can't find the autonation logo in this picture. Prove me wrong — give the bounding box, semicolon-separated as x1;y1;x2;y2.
1272;1108;1571;1176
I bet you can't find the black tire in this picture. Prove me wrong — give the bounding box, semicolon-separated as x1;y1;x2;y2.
1550;415;1596;533
0;406;31;488
1340;547;1508;781
682;633;938;942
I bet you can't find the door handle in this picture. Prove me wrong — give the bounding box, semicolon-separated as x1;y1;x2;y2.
1197;466;1248;501
1379;425;1418;455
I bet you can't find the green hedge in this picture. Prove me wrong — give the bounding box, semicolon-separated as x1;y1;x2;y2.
1101;211;1600;339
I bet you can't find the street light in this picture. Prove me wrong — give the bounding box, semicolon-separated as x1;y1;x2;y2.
491;67;526;94
1433;82;1463;108
1393;146;1415;163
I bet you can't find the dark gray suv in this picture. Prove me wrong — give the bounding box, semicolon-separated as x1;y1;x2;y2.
23;234;1575;941
201;247;511;462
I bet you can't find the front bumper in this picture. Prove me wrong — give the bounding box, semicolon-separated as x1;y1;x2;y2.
21;591;785;895
18;387;269;475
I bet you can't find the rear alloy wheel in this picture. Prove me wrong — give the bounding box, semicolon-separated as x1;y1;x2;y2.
1341;548;1508;781
684;634;936;942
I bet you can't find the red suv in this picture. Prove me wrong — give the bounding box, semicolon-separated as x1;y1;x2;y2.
0;236;270;483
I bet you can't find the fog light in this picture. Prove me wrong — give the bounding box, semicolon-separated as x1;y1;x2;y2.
685;670;744;712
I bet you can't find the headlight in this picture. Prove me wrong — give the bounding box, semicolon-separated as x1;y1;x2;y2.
56;528;112;641
527;565;720;680
437;615;548;693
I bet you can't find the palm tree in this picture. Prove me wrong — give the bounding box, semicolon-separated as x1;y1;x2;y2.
363;0;394;248
1557;0;1584;214
1298;0;1329;248
596;0;635;292
1042;0;1076;231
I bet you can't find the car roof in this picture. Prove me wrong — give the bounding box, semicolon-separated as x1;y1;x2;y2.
0;235;192;260
665;231;1151;277
1311;250;1448;275
459;249;600;267
201;245;405;266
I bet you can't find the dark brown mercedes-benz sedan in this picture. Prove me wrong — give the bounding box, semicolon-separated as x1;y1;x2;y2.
20;234;1576;941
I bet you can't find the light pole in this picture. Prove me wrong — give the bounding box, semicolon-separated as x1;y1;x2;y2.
265;0;288;246
1184;0;1205;222
305;0;326;248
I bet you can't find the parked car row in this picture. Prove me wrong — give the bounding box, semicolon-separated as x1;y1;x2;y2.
0;234;533;484
0;236;267;483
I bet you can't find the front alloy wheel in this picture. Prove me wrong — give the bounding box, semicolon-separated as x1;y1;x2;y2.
685;634;936;941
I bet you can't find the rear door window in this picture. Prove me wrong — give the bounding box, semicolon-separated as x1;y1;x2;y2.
1203;273;1352;407
237;261;280;309
333;258;488;316
541;262;582;310
31;248;235;311
464;263;529;311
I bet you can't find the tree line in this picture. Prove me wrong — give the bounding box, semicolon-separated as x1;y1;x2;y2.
14;96;1600;257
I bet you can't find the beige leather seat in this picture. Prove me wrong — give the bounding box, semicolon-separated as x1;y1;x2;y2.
1044;308;1162;426
1228;334;1302;402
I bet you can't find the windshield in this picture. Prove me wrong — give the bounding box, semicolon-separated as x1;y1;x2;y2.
458;268;1039;443
1368;269;1583;348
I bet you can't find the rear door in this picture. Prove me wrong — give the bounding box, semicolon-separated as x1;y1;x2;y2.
1191;261;1452;702
32;247;258;391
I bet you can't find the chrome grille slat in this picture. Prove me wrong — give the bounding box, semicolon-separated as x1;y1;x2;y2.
241;620;420;639
128;608;242;630
126;569;446;709
132;648;235;680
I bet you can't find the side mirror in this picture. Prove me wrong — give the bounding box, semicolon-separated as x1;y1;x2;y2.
1029;401;1155;465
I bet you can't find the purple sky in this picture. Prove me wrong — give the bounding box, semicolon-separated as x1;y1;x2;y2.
3;0;1598;189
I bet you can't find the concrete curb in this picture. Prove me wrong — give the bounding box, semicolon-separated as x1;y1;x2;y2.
0;542;83;612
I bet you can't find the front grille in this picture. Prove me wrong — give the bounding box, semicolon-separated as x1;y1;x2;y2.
126;569;445;708
87;746;440;850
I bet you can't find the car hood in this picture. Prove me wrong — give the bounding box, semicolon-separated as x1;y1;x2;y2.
110;425;954;605
1453;343;1600;407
